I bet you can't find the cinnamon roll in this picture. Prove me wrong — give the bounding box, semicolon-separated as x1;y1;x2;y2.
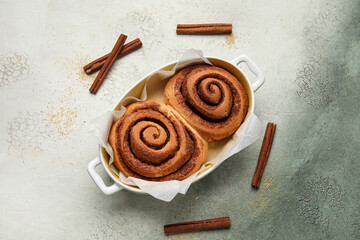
109;100;208;181
164;64;249;142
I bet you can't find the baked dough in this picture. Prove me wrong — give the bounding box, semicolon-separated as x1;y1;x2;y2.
109;100;208;181
164;64;248;142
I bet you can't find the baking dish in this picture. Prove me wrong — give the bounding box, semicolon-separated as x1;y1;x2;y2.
87;54;264;195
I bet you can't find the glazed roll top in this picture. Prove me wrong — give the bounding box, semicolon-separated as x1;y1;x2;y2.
109;100;208;181
164;64;249;142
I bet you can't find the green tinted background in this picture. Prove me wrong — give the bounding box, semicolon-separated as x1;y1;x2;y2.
0;0;359;239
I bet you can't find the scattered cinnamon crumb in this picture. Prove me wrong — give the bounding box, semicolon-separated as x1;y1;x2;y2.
225;34;236;47
252;176;278;208
47;106;78;136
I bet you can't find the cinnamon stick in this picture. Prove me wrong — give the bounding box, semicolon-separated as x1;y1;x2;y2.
164;217;231;235
89;34;127;94
252;122;277;189
83;38;142;75
176;23;232;34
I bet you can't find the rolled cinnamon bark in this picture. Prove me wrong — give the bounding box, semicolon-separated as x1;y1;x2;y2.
164;217;231;234
83;38;142;75
252;122;276;188
177;23;232;34
89;34;127;94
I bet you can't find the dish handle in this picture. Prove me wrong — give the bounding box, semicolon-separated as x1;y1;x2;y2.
231;55;265;92
87;157;123;195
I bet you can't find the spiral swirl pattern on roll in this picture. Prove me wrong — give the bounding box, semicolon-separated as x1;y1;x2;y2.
109;100;208;181
164;64;249;142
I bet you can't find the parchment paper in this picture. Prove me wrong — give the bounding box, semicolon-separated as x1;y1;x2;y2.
90;49;263;201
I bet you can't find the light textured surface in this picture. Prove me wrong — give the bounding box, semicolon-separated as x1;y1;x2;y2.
0;0;359;239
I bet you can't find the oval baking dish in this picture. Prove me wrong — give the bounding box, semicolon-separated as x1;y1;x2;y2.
87;54;264;195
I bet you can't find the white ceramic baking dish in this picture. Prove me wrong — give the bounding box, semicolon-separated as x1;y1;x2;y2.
87;54;264;195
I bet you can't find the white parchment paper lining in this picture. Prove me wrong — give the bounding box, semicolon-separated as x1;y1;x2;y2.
90;49;263;202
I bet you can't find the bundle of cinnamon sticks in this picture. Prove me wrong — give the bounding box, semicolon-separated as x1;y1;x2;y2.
84;34;142;94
